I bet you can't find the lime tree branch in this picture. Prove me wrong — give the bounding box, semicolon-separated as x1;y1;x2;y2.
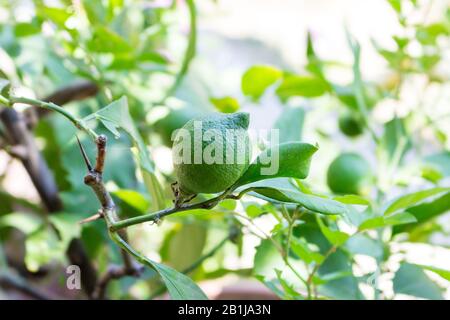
109;186;258;232
3;95;98;140
76;135;142;299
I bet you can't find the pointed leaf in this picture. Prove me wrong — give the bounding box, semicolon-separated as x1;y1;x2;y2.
276;75;329;101
236;142;317;187
316;217;349;247
393;263;443;300
238;178;348;215
359;212;417;231
384;187;450;215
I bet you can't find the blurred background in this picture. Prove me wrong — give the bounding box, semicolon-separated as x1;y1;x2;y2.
0;0;449;300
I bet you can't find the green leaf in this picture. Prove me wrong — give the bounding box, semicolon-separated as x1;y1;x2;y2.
138;52;170;65
273;106;305;143
394;192;450;234
333;195;370;206
14;22;41;37
241;65;282;101
387;0;402;13
276;75;328;101
416;23;449;45
425;152;450;177
274;269;303;300
115;234;207;299
238;178;348;215
25;227;63;272
305;31;324;77
112;189;150;213
415;265;450;282
255;275;286;299
236;142;318;187
49;212;83;250
147;259;208;300
84;97;165;210
291;237;324;264
381;117;411;163
37;6;71;28
359;212;417;231
344;234;383;259
384;187;450;215
253;239;285;279
393;263;443;300
316;217;349;247
87;26;132;54
210;96;240;113
0;212;42;234
167;222;207;271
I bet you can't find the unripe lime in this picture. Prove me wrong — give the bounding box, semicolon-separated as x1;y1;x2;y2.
172;112;252;195
338;113;363;137
327;152;371;195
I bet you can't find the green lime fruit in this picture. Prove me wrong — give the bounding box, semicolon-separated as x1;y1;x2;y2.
172;112;252;196
338;113;364;137
327;152;371;195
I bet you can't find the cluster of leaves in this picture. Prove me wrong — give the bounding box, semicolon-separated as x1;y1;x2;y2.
227;0;450;300
0;0;207;299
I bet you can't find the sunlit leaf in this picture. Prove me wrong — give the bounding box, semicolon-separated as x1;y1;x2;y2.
359;212;417;231
241;65;282;101
112;189;150;213
316;217;349;247
384;187;450;215
276;74;329;101
210;96;240;113
0;212;42;235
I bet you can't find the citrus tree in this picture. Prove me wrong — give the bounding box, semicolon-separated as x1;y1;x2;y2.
0;0;449;300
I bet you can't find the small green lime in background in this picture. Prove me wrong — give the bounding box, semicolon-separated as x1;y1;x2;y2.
172;112;252;202
327;152;372;195
338;113;364;137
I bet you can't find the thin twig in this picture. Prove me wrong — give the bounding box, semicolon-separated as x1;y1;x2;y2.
306;245;337;299
110;186;257;232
